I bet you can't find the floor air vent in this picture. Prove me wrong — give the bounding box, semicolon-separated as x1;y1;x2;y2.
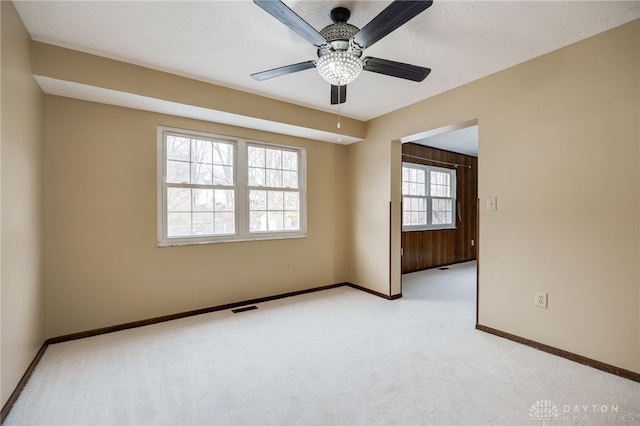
438;267;450;270
231;305;258;314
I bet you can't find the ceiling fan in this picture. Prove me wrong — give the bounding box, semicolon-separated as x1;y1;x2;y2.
250;0;433;105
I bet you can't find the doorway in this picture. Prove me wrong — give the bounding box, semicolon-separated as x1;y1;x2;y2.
399;120;479;322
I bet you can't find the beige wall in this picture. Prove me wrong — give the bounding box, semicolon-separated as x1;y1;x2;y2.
349;20;640;373
31;42;367;142
0;1;46;406
346;128;392;294
44;97;349;337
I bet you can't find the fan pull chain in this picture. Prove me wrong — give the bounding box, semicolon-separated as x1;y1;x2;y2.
337;85;342;143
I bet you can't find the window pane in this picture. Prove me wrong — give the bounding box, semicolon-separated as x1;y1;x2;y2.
432;198;452;212
192;212;214;234
266;169;283;187
214;212;235;234
405;181;425;196
284;211;299;230
409;168;416;182
212;141;233;166
192;189;213;211
283;171;298;188
167;160;190;184
430;171;451;197
432;183;450;197
250;211;267;232
249;188;300;234
403;197;426;216
402;167;426;195
282;151;298;171
432;199;453;225
167;136;190;161
214;190;234;211
213;165;233;186
248;146;265;167
192;163;213;185
406;212;413;225
268;191;284;210
249;167;265;186
166;187;236;238
266;149;282;169
168;188;191;211
284;192;299;211
249;145;299;191
432;211;446;224
192;139;213;164
418;211;426;224
268;211;284;231
250;190;267;210
167;137;234;187
167;212;191;236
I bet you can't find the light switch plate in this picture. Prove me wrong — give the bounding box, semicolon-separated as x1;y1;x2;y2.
487;196;497;211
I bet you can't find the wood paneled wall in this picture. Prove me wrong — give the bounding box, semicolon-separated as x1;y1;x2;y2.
401;143;478;273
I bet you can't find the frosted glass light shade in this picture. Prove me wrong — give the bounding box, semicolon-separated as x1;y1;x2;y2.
316;51;363;86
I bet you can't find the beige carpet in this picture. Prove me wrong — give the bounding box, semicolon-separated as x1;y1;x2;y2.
5;262;639;425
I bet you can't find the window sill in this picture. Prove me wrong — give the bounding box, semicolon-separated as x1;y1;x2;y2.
157;233;307;247
402;226;457;232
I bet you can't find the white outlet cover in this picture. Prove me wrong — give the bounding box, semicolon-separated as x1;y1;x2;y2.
535;291;548;308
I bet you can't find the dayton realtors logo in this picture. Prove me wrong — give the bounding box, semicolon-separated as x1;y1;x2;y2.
529;399;560;425
529;399;636;424
562;403;634;423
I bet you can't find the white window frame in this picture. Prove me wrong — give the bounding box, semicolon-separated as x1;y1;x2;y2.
157;127;306;246
402;162;457;231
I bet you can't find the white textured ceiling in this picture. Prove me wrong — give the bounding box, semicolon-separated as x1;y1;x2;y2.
14;1;640;122
411;125;478;157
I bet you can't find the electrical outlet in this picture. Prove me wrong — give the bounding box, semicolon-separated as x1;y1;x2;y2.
535;291;548;308
286;260;293;271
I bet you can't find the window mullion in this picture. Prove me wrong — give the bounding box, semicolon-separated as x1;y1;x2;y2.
158;128;168;242
166;182;234;190
237;139;248;238
425;171;431;226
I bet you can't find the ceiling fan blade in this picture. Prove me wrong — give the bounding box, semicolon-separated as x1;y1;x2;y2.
251;60;316;81
254;0;326;47
331;85;347;105
352;0;433;49
363;57;431;82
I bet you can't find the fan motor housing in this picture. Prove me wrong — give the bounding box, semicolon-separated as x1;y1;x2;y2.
318;12;361;59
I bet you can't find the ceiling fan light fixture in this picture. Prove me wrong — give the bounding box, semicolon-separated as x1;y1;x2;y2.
316;51;363;86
